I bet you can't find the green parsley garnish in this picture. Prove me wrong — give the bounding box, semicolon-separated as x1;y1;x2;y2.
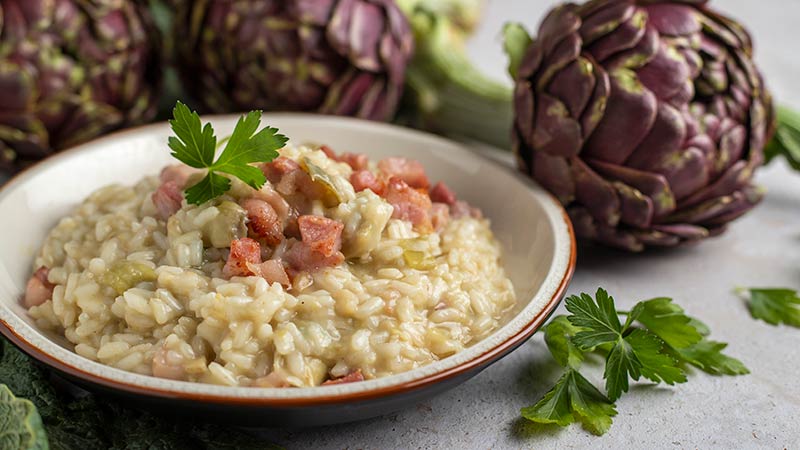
522;288;747;436
738;287;800;327
168;101;288;205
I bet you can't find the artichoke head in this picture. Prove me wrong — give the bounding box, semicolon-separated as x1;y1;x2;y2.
173;0;414;121
507;0;774;251
0;0;162;172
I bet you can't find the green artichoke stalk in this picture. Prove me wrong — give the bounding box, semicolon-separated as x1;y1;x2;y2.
0;0;162;172
506;0;774;251
397;1;514;149
172;0;414;121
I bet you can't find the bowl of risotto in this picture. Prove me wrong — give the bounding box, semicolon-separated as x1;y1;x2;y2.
0;114;575;426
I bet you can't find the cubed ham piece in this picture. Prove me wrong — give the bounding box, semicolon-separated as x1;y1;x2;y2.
451;200;483;219
349;170;384;194
322;369;365;385
320;145;369;171
430;203;451;231
152;180;183;220
223;238;262;278
429;181;457;205
241;198;283;245
253;184;292;226
340;153;369;171
159;165;198;187
262;157;325;200
23;267;54;309
378;157;430;189
383;177;433;233
297;215;344;257
246;259;291;287
284;241;345;274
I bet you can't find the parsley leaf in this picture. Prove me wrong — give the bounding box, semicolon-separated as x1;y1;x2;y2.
168;101;288;205
633;297;703;350
741;288;800;327
567;288;622;349
521;369;617;436
565;289;686;400
543;316;583;369
676;340;749;376
522;289;746;436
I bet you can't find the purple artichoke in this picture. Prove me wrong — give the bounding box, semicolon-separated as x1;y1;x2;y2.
0;0;162;172
173;0;414;121
509;0;774;251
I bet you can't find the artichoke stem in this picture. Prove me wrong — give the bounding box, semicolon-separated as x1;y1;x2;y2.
404;8;513;150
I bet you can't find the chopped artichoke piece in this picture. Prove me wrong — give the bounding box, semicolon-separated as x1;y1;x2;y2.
202;201;247;248
99;261;157;295
402;249;435;270
303;157;356;206
333;190;393;258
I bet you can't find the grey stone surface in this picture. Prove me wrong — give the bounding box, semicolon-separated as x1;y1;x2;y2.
252;1;800;448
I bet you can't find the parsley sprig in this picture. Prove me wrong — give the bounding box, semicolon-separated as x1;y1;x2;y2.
738;287;800;327
168;101;288;205
522;289;747;436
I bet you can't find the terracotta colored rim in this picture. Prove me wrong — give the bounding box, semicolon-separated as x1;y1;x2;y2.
0;116;577;407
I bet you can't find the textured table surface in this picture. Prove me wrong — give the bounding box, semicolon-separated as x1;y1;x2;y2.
254;1;800;448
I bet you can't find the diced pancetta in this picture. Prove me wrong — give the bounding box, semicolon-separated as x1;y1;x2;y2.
430;203;450;231
284;242;345;274
246;259;291;287
378;157;430;189
222;238;262;278
322;369;365;385
297;215;344;258
451;200;483;219
383;177;433;233
241;198;283;245
23;266;54;309
320;145;369;171
429;181;457;205
349;170;384;194
262;157;325;200
152;180;183;220
159;164;198;187
151;346;185;380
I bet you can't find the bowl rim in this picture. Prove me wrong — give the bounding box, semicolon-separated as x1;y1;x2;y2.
0;113;576;406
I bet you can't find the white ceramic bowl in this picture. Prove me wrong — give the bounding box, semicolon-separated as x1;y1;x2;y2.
0;114;574;426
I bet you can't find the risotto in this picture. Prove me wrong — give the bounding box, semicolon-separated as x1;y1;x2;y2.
23;144;515;387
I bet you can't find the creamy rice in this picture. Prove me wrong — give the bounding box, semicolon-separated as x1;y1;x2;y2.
27;145;515;387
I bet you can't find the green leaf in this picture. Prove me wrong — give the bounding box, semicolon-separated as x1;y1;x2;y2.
168;103;286;205
503;23;533;79
744;288;800;327
765;106;800;171
677;340;749;376
216;112;287;168
626;329;686;385
168;101;216;169
543;316;584;369
521;369;617;436
0;384;49;450
521;371;573;427
567;288;622;349
633;297;703;349
568;369;617;436
184;172;231;206
604;338;637;401
604;329;685;400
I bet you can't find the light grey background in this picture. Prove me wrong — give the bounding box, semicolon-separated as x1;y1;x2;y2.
254;1;800;449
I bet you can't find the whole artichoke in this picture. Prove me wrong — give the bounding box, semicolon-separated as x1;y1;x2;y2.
173;0;414;121
509;0;773;251
0;0;161;171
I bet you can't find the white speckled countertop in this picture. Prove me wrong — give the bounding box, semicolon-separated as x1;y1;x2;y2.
253;1;800;448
